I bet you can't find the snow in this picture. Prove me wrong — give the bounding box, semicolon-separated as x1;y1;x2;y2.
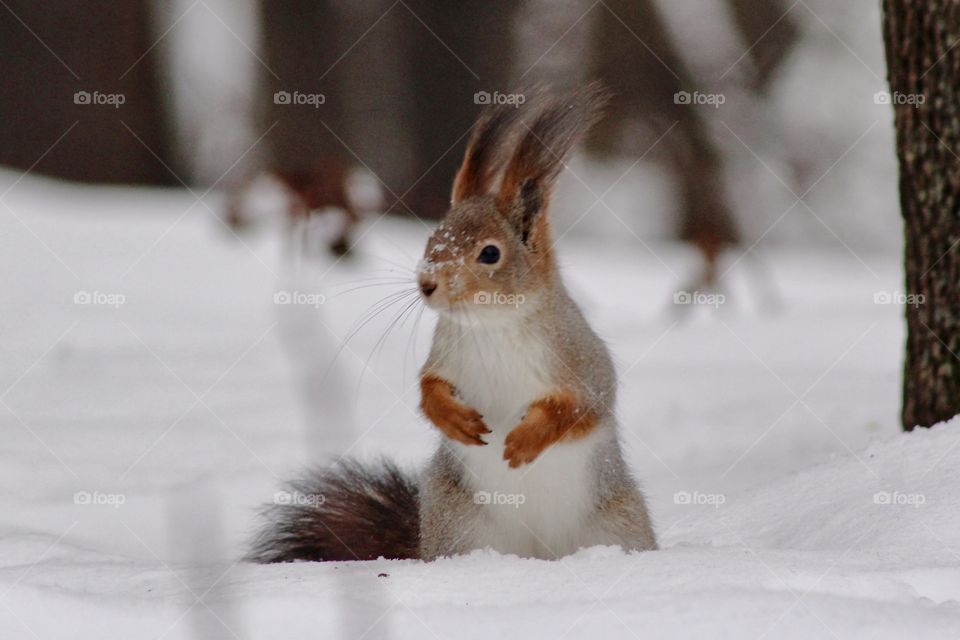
2;169;959;639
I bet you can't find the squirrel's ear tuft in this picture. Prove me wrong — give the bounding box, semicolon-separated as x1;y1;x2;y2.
451;98;527;204
497;83;608;245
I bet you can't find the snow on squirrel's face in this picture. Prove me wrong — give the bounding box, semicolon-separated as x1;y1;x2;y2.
417;196;537;317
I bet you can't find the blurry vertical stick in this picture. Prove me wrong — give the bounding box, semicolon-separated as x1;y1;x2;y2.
883;0;960;430
275;276;357;458
166;483;243;640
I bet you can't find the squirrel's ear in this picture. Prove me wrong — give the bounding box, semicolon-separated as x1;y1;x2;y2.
497;84;608;246
451;101;525;204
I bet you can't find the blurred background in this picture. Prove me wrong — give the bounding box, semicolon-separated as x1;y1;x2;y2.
0;3;919;637
0;0;899;257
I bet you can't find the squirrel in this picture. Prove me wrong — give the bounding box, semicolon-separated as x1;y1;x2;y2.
249;86;657;562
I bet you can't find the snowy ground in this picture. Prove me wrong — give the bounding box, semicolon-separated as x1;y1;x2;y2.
1;171;958;639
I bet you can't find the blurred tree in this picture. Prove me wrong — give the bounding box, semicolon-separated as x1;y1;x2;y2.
251;1;413;258
883;0;960;430
587;0;798;287
258;1;515;221
0;0;173;183
587;0;740;288
396;0;518;219
258;1;352;171
726;0;799;95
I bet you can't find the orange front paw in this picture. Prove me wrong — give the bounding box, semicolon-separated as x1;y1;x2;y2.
421;375;490;446
503;413;553;468
433;402;490;446
502;393;599;468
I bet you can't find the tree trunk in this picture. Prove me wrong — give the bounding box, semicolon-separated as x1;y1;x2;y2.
883;0;960;430
258;1;514;221
397;0;517;220
258;1;351;171
725;0;799;94
0;0;173;184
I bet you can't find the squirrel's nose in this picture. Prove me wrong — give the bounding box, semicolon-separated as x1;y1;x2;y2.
419;280;437;297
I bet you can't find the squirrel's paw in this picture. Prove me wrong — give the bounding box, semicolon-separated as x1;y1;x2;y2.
435;403;491;446
503;393;599;467
421;376;490;446
431;401;490;445
503;418;553;468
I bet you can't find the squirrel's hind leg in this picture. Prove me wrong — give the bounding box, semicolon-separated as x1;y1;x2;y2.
584;438;658;552
584;489;658;552
419;447;487;560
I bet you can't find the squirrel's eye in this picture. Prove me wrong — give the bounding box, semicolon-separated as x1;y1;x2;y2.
477;244;501;265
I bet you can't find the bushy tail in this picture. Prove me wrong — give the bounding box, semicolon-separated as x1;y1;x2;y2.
248;459;420;562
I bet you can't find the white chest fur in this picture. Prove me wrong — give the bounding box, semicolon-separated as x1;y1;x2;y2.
432;312;601;558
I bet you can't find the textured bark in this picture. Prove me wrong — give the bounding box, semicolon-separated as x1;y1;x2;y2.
883;0;960;430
